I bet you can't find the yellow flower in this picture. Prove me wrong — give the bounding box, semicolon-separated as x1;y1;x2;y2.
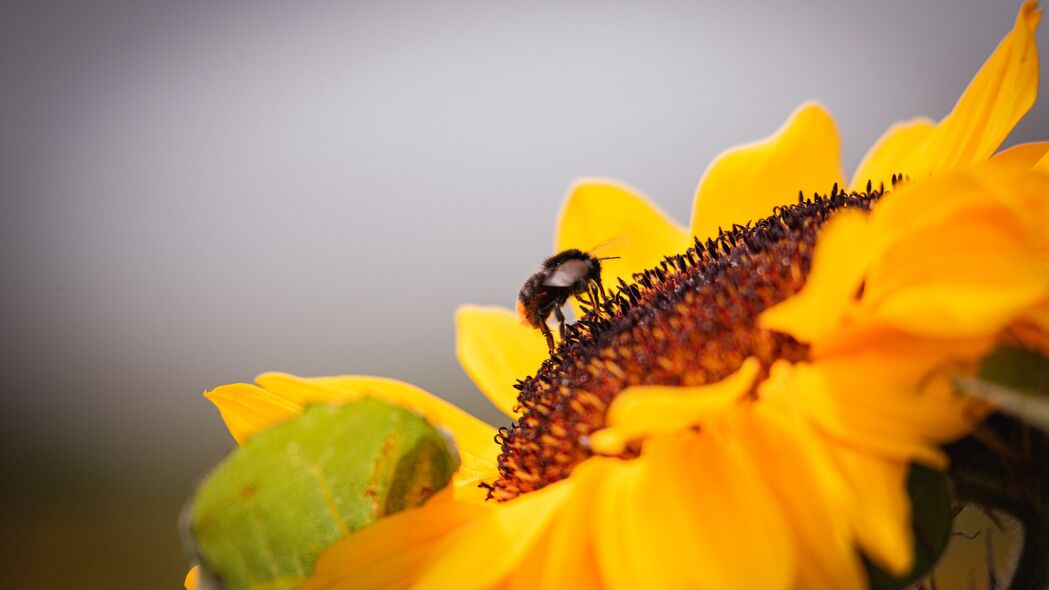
761;168;1049;465
192;3;1047;589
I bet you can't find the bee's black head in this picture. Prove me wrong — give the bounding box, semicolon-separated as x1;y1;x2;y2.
586;255;600;273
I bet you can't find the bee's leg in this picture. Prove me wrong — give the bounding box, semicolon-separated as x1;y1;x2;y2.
539;321;555;354
553;305;567;340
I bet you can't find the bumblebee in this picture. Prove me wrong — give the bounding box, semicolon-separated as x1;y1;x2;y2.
517;249;615;353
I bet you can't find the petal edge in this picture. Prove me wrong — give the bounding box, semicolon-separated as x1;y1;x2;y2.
692;102;845;241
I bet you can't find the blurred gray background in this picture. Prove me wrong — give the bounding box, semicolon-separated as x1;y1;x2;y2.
2;1;1047;588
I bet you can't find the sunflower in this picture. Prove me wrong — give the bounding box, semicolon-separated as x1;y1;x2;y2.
191;3;1047;589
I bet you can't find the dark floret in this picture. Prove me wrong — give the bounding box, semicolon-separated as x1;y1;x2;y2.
487;187;883;501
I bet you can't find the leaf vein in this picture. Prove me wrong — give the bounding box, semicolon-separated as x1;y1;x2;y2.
288;444;350;537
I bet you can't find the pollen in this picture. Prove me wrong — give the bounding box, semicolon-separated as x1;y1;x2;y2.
487;185;883;501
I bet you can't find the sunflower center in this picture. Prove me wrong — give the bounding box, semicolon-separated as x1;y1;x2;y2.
484;185;883;501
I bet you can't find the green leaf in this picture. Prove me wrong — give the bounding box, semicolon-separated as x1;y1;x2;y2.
957;346;1049;433
867;464;953;590
979;346;1049;393
184;400;459;590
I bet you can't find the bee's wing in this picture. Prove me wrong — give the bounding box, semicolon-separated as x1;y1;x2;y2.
587;236;625;256
542;259;590;287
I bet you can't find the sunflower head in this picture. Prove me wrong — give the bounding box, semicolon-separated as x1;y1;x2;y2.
489;185;882;501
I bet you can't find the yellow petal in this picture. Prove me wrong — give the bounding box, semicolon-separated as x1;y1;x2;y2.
737;404;867;589
691;102;845;241
591;454;712;590
184;566;199;590
255;373;495;447
762;333;990;467
868;171;1010;241
301;490;486;590
589;357;760;454
760;210;875;343
863;176;1049;339
555;179;691;304
774;169;1049;346
863;2;1042;185
610;433;794;590
671;430;794;590
833;446;913;575
1036;150;1049;172
503;541;546;590
255;373;497;452
864;168;1049;282
867;238;1049;339
533;467;605;590
988;141;1049;170
747;382;918;579
415;479;573;590
455;305;548;419
592;433;795;589
850;118;934;192
590;459;660;590
978;167;1049;255
507;460;607;590
203;383;303;445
